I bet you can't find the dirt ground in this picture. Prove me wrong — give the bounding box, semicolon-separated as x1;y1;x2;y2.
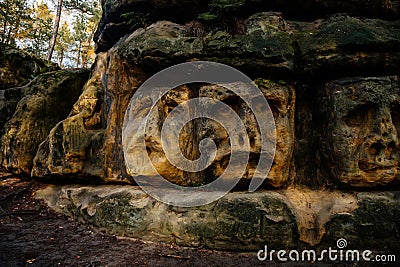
0;172;395;267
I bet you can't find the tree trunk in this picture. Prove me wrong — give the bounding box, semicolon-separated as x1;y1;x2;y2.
58;51;64;67
76;42;81;68
47;0;63;61
1;20;7;44
6;24;13;45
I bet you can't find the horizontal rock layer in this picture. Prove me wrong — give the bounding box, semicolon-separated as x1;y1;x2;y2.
95;0;400;52
112;14;400;79
36;185;400;252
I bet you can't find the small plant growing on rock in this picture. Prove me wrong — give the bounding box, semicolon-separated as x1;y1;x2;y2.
121;12;150;30
184;21;206;37
198;0;247;35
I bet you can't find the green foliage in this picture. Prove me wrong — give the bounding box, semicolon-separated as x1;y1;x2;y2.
25;2;53;58
55;22;72;67
0;0;32;46
198;0;246;22
63;0;100;16
198;13;218;21
0;0;100;66
121;12;149;30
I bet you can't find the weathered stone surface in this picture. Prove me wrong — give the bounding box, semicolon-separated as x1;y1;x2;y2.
0;46;59;136
0;70;89;175
197;81;295;188
282;189;358;246
32;55;107;180
35;14;400;188
102;14;400;78
94;0;400;52
122;80;294;188
94;0;208;52
321;192;400;252
35;185;298;250
94;22;130;54
318;76;400;187
0;87;23;138
101;46;149;183
0;44;58;90
296;15;400;78
36;185;400;252
2;0;397;260
2;0;400;256
123;85;198;186
116;17;294;74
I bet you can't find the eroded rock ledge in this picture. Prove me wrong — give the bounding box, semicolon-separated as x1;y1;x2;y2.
95;0;400;52
36;185;400;252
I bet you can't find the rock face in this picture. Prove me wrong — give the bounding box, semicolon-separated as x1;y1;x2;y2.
113;17;295;73
0;70;89;175
122;81;294;188
32;11;400;190
296;15;400;78
33;15;299;187
0;87;23;138
0;44;59;138
94;0;208;52
32;55;107;180
197;82;295;188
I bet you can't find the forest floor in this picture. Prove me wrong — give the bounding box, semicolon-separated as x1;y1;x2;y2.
0;172;393;267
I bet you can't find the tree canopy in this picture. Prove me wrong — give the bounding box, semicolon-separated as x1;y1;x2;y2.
0;0;101;68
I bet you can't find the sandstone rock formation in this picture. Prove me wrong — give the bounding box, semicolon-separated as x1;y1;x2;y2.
0;70;89;175
197;82;295;188
30;11;400;190
1;0;400;252
32;15;299;188
0;44;59;138
296;15;400;78
32;55;107;181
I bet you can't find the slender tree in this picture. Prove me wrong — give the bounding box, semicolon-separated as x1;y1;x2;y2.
55;21;72;67
47;0;63;61
26;2;53;58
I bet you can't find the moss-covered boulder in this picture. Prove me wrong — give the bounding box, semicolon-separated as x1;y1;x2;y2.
94;0;400;53
321;192;400;253
117;13;294;74
0;70;89;175
0;45;60;136
0;44;58;90
36;186;299;251
36;185;400;253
